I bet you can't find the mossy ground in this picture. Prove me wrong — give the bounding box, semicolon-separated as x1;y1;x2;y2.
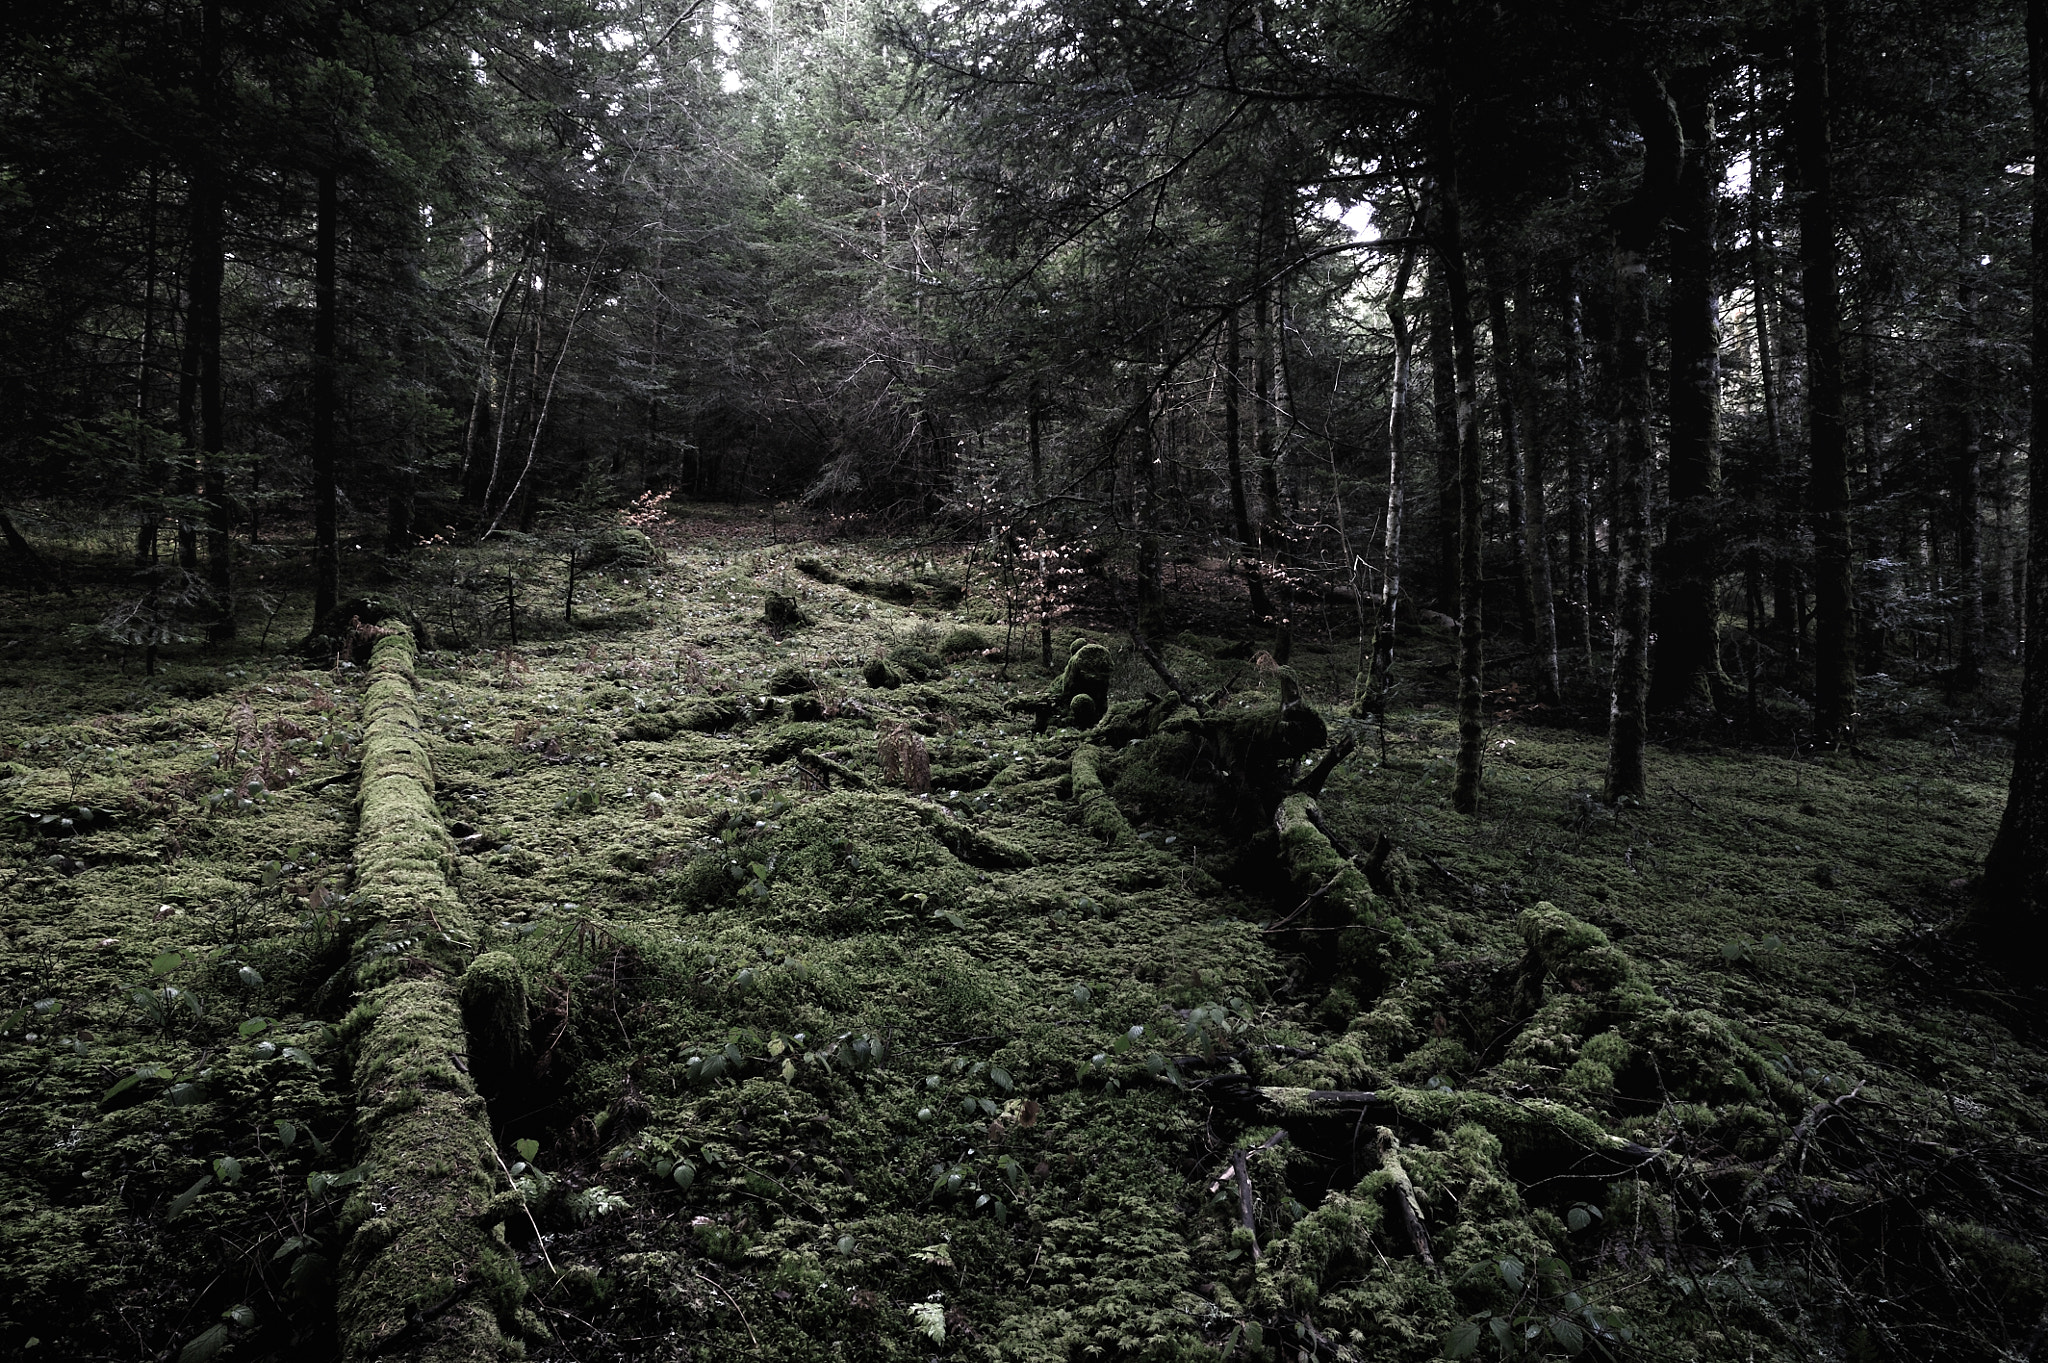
3;503;2044;1362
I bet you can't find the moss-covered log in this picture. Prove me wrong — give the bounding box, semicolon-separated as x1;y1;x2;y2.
338;627;525;1361
1072;743;1136;845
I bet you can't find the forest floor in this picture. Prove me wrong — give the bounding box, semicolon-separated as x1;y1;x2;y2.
2;502;2045;1363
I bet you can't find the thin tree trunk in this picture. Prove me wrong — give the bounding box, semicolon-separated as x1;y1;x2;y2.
1435;113;1487;816
1605;73;1682;803
136;168;161;567
1651;69;1725;714
1793;0;1857;741
1427;265;1462;616
1955;194;1986;690
194;0;233;642
1559;266;1596;680
312;161;339;626
1510;265;1560;701
1485;264;1540;645
1225;306;1272;622
1983;0;2048;949
1747;70;1797;672
1372;229;1421;712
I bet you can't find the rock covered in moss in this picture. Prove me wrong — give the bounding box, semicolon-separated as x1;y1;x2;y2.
580;526;657;570
769;664;815;695
762;591;812;631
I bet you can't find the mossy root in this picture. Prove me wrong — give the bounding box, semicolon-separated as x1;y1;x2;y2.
338;627;525;1361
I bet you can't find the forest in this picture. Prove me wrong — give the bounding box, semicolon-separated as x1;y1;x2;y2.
5;0;2048;1359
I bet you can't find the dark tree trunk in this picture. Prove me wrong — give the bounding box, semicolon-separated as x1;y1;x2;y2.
1955;196;1986;690
1372;230;1421;712
1793;0;1857;740
1226;307;1272;623
1605;73;1682;803
1651;69;1726;715
1746;70;1797;675
1435;112;1487;816
312;162;339;627
1510;266;1560;701
1485;265;1539;644
194;0;233;642
1559;266;1596;679
1984;0;2048;941
1427;266;1462;616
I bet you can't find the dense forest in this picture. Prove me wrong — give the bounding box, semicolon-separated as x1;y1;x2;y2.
7;0;2048;1359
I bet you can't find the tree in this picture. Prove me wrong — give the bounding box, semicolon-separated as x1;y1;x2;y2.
1983;0;2048;950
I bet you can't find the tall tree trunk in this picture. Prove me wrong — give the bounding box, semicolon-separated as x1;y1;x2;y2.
1651;69;1726;714
1510;265;1560;701
1255;275;1285;630
1983;0;2048;950
195;0;233;642
1747;71;1797;674
136;168;161;566
1435;114;1487;816
312;162;339;626
1955;195;1986;690
1605;73;1682;803
1793;0;1857;741
1485;264;1540;644
1559;265;1596;679
1427;266;1462;616
1372;230;1421;712
1225;307;1273;623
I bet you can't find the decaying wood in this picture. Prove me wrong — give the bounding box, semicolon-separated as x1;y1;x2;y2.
1376;1125;1435;1267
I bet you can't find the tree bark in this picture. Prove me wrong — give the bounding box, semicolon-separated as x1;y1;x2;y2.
1372;230;1421;712
1510;265;1560;701
1983;0;2048;942
1427;265;1462;617
1558;266;1596;680
1435;109;1487;816
194;0;234;643
1650;69;1726;715
312;161;340;627
1954;194;1986;690
1226;306;1273;623
1485;263;1539;645
1605;73;1682;803
1793;0;1857;741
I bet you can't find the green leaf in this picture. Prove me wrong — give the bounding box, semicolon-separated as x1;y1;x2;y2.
177;1323;230;1363
224;1305;254;1327
237;966;263;987
515;1138;540;1164
271;1235;310;1261
168;1082;205;1106
673;1159;696;1191
150;952;185;977
1549;1318;1586;1354
102;1065;159;1103
1242;1322;1263;1351
167;1173;213;1218
213;1156;243;1186
1443;1320;1482;1359
1567;1206;1591;1233
238;1017;270;1037
1070;984;1091;1005
275;1120;297;1148
281;1046;315;1068
1498;1257;1525;1292
989;1065;1014;1093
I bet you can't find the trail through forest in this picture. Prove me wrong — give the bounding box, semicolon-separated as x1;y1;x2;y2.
3;505;2045;1362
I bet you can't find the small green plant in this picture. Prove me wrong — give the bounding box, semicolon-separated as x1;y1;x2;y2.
1442;1256;1628;1359
555;782;602;815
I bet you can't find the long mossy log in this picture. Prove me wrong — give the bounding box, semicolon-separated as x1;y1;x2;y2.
338;627;524;1360
1071;742;1136;845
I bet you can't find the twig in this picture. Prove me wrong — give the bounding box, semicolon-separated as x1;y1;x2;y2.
489;1145;556;1273
1416;848;1468;888
692;1269;761;1352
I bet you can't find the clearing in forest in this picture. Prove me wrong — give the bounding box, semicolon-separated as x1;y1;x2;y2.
2;506;2043;1362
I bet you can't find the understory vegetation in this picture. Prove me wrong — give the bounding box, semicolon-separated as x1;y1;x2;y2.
3;506;2042;1362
